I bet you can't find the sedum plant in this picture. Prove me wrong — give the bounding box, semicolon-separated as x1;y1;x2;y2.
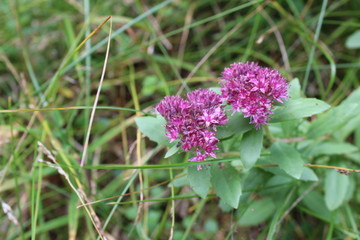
136;61;360;215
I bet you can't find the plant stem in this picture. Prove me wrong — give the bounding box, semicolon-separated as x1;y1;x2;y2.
254;163;360;173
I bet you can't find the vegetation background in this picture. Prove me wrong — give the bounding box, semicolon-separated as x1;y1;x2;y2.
0;0;359;239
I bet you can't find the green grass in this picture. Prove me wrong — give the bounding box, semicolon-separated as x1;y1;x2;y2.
1;0;360;239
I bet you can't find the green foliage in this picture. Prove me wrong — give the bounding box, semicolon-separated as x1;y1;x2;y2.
325;169;350;211
307;103;360;139
238;198;276;226
135;115;170;146
299;168;319;182
164;142;180;158
187;165;211;198
210;165;242;209
345;30;360;49
270;142;304;179
302;141;357;157
301;190;335;222
288;78;301;99
216;112;252;139
240;129;263;169
1;0;360;239
270;98;330;123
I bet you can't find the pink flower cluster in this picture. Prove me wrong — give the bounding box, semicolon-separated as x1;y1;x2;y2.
156;89;228;167
220;62;288;128
155;62;288;165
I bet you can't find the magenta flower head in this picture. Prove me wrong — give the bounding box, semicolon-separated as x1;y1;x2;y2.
156;89;228;169
220;62;288;128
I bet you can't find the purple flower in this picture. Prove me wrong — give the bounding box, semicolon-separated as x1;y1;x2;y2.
220;62;288;128
156;89;228;167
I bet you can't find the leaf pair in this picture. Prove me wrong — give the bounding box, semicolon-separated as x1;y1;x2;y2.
188;165;242;209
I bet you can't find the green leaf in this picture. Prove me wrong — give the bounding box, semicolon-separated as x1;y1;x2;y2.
260;157;317;182
307;103;360;139
325;169;349;210
332;88;360;140
211;165;242;209
270;98;330;122
262;176;295;202
270;142;304;179
219;199;233;213
346;152;360;164
304;141;358;157
258;157;312;181
169;173;189;187
257;157;293;178
344;176;355;202
301;191;334;222
135;115;170;146
307;89;360;138
68;193;79;239
341;87;360;105
266;175;294;187
240;129;263;169
345;30;360;49
164;143;180;158
187;166;211;198
208;87;221;94
288;78;301;99
217;112;252;139
238;198;276;226
334;114;360;141
242;169;269;191
300;168;318;181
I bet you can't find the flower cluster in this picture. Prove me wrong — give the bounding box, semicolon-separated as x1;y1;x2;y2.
156;89;228;168
220;62;288;128
154;62;288;166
